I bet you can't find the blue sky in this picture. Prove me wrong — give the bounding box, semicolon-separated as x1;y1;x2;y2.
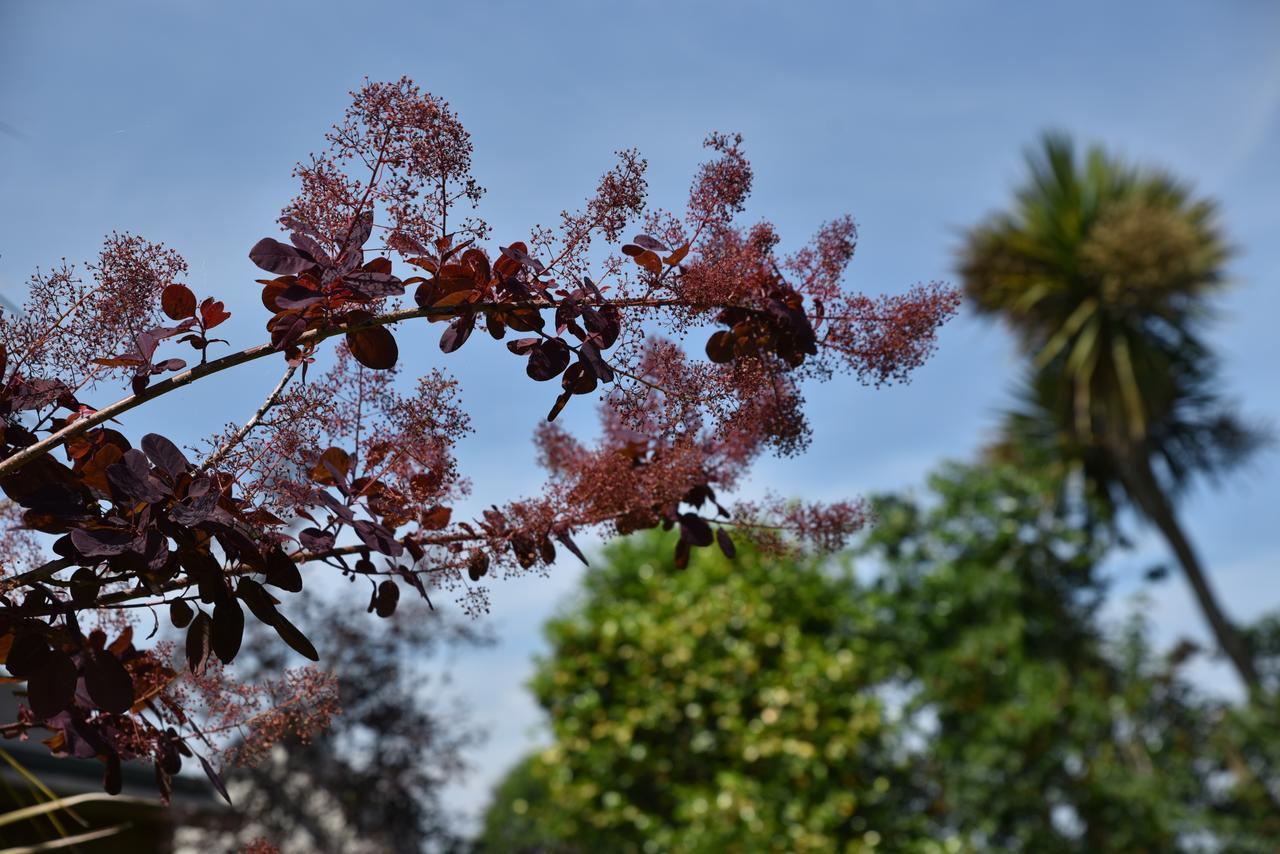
3;0;1278;826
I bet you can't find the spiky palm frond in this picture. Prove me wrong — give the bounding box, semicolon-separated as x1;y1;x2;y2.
961;133;1263;500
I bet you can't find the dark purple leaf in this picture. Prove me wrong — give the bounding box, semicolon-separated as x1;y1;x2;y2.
169;599;194;629
70;527;137;557
70;567;100;608
272;612;319;662
274;285;324;310
105;754;123;796
27;649;78;719
374;580;400;618
264;546;303;593
2;458;89;515
562;361;598;395
580;341;615;383
546;390;571;422
346;326;398;370
186;612;212;674
198;753;232;805
84;649;135;715
345;210;374;253
345;271;404;299
684;484;712;508
439;314;475;353
674;537;691;570
596;305;622;348
315;489;356;520
158;737;182;775
237;578;280;625
143;529;169;572
169;487;220;526
526;339;571;381
554;528;589;566
510;533;538;569
269;312;309;350
5;634;49;678
352;519;404;557
187;474;213;498
716;527;737;559
498;275;533;301
337;247;363;276
394;564;430;603
706;329;735;363
500;244;545;273
211;598;244;664
290;231;332;267
554;299;581;335
632;234;670;252
506;337;539;355
678;513;714;547
106;449;169;503
466;550;490;581
5;377;70;412
538;536;556;565
141;433;189;479
162;283;197;320
134;329;163;362
249;237;315;275
298;528;335;553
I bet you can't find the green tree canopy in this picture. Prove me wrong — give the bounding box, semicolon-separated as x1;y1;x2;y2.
867;464;1278;850
486;533;931;853
479;464;1279;852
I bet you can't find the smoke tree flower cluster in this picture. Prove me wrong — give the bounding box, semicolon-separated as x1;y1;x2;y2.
0;78;958;799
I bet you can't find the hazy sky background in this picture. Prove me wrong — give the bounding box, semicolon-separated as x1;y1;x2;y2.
3;0;1278;827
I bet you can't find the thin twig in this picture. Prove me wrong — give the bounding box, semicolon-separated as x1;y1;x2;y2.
199;364;298;473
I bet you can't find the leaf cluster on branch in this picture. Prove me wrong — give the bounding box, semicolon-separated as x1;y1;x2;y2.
0;77;957;800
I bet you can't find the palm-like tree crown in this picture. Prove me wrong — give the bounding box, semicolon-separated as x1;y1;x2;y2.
961;133;1261;508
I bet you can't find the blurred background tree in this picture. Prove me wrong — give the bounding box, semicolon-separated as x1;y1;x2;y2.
957;134;1268;691
479;533;935;853
183;594;491;853
479;465;1279;851
867;463;1278;850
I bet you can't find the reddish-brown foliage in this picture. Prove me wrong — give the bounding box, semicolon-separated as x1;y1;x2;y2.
0;77;958;799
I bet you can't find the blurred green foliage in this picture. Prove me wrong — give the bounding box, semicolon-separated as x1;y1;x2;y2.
477;463;1279;852
868;463;1278;850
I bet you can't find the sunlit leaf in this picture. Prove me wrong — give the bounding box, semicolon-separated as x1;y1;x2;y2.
249;237;315;275
347;326;398;370
185;612;212;674
161;284;196;320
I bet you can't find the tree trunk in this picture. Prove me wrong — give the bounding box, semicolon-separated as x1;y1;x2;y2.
1124;459;1261;693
